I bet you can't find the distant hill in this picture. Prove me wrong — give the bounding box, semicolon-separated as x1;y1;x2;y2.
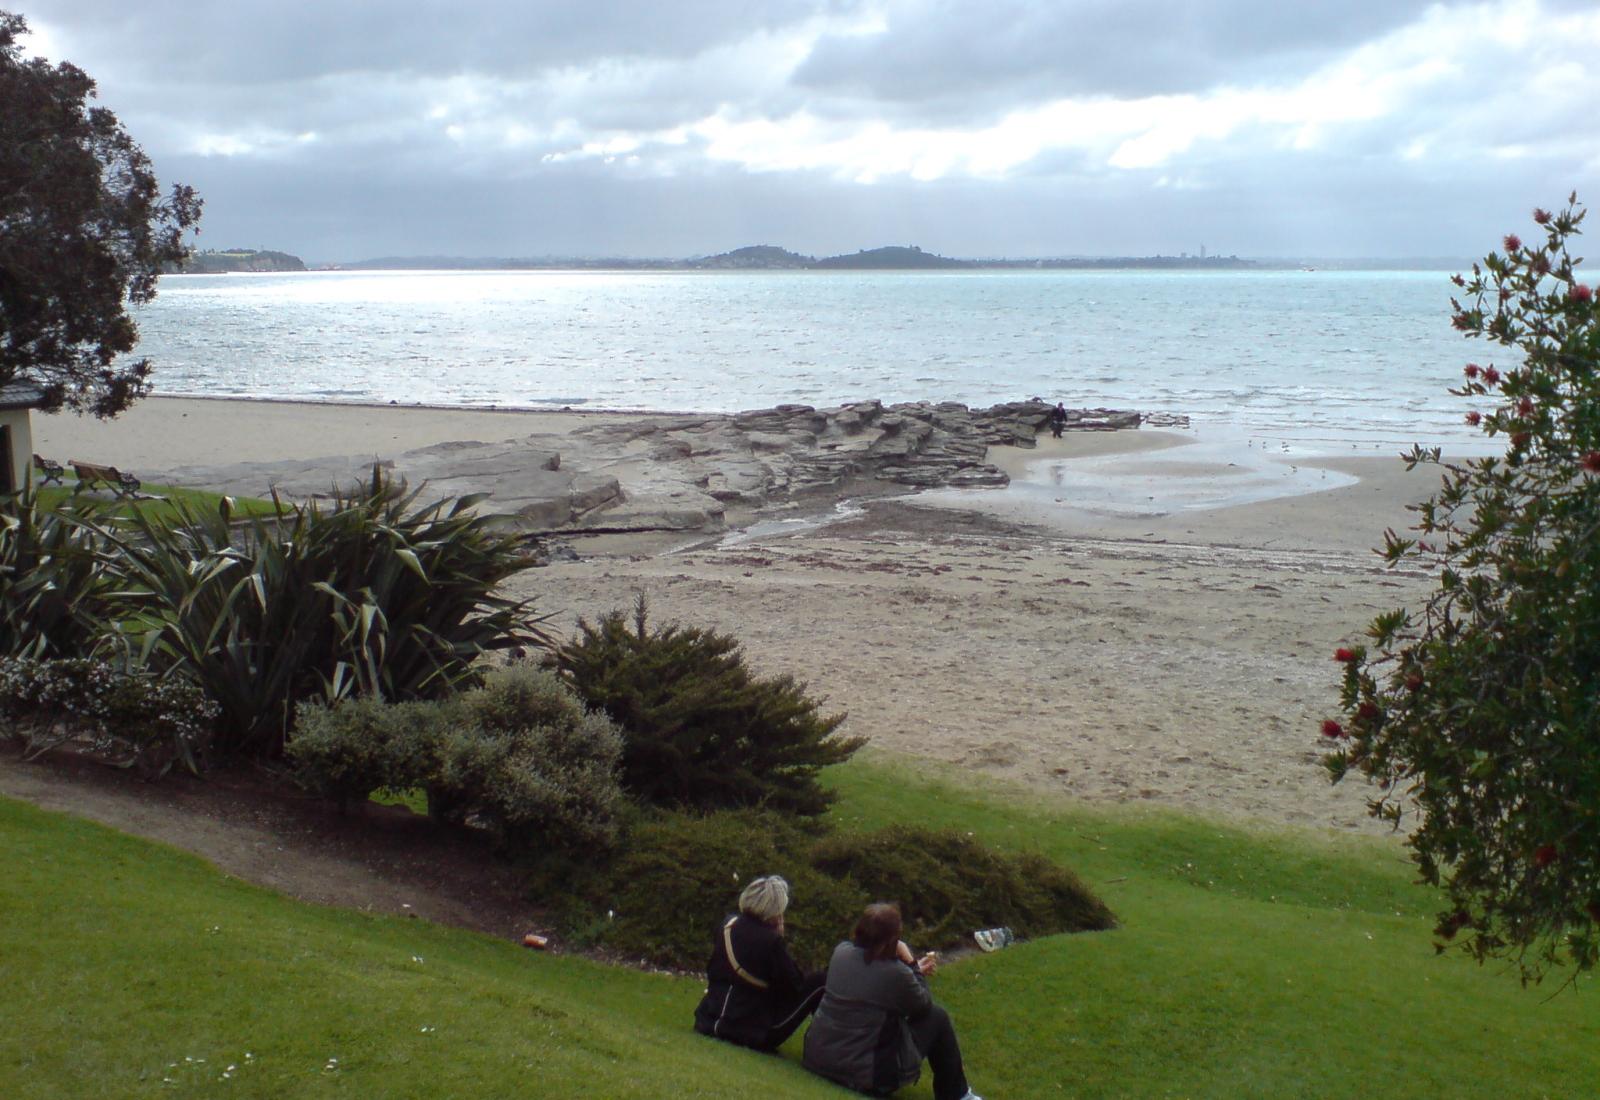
811;246;970;270
690;245;814;269
175;249;306;274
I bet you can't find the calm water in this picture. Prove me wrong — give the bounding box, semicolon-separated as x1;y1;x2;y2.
136;268;1485;449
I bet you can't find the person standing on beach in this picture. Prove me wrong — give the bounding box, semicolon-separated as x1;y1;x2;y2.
1049;402;1068;438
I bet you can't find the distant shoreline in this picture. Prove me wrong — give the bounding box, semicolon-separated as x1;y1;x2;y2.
165;258;1472;275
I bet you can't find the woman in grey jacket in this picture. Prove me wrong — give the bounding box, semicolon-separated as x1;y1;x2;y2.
802;903;981;1100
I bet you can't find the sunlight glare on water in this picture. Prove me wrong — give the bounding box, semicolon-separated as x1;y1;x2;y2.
139;267;1485;449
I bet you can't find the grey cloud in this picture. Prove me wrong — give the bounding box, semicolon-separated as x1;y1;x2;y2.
16;0;1593;262
27;0;850;83
794;0;1461;105
163;123;1567;264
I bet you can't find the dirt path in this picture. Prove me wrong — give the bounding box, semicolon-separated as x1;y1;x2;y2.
0;747;545;942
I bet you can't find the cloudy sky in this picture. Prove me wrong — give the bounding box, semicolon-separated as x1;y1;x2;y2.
17;0;1600;261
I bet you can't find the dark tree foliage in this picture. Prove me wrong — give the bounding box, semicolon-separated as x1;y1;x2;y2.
0;11;201;415
553;597;866;815
1325;196;1599;981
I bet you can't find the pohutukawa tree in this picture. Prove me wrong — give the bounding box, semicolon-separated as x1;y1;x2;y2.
0;11;200;416
1324;194;1598;982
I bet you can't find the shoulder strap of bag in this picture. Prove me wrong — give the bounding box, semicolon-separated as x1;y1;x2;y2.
723;917;770;990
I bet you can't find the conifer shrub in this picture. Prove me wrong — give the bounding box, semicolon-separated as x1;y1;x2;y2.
289;665;624;853
552;599;865;816
546;808;1115;970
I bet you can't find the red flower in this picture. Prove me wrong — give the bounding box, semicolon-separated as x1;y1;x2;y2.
1503;234;1521;252
1572;284;1594;303
1533;208;1552;225
1511;431;1530;448
1334;647;1357;663
1320;719;1345;739
1405;673;1423;692
1357;702;1380;721
1463;363;1480;378
1482;366;1502;385
1465;411;1482;426
1517;397;1534;416
1582;452;1600;474
1534;844;1558;868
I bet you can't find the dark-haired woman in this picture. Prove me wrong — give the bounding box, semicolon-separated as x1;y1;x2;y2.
802;903;981;1100
693;875;826;1051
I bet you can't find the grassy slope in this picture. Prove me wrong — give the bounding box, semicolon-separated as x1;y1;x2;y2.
3;760;1597;1099
36;482;284;522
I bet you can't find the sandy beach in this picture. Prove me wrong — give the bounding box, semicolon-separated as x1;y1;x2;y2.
36;397;1439;833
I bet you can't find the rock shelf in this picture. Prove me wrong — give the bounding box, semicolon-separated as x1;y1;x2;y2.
159;399;1175;534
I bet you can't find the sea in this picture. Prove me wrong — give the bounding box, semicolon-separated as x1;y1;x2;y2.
139;267;1490;455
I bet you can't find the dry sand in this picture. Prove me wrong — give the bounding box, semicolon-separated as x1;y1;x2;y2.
36;398;1441;833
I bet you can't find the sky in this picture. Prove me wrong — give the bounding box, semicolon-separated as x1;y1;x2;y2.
16;0;1600;262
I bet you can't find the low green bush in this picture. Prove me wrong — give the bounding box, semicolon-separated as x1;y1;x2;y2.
0;656;217;777
810;824;1116;946
533;809;852;968
547;808;1115;970
552;599;865;816
290;665;625;853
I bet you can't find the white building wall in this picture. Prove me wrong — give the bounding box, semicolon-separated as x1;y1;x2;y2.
0;408;33;493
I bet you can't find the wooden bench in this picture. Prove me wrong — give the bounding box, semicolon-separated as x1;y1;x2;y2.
69;460;141;498
32;454;64;486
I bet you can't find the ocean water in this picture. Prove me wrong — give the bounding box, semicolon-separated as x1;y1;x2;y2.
137;267;1486;451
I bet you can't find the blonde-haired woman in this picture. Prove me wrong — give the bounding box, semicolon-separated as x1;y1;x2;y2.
693;874;826;1050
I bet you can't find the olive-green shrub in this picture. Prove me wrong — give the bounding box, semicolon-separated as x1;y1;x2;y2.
289;665;624;853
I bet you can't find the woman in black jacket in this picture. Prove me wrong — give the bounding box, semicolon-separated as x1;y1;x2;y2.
802;902;981;1100
693;875;826;1051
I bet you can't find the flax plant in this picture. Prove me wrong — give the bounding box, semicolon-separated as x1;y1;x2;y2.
0;483;109;658
95;466;544;757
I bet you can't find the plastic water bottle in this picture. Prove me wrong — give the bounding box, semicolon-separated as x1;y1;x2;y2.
973;926;1015;952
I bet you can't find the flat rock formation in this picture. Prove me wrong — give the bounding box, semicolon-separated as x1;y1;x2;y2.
157;400;1168;534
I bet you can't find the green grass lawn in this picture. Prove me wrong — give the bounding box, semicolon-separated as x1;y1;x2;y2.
35;480;285;523
2;758;1596;1099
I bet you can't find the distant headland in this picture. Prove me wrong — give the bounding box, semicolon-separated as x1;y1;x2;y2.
171;248;307;274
